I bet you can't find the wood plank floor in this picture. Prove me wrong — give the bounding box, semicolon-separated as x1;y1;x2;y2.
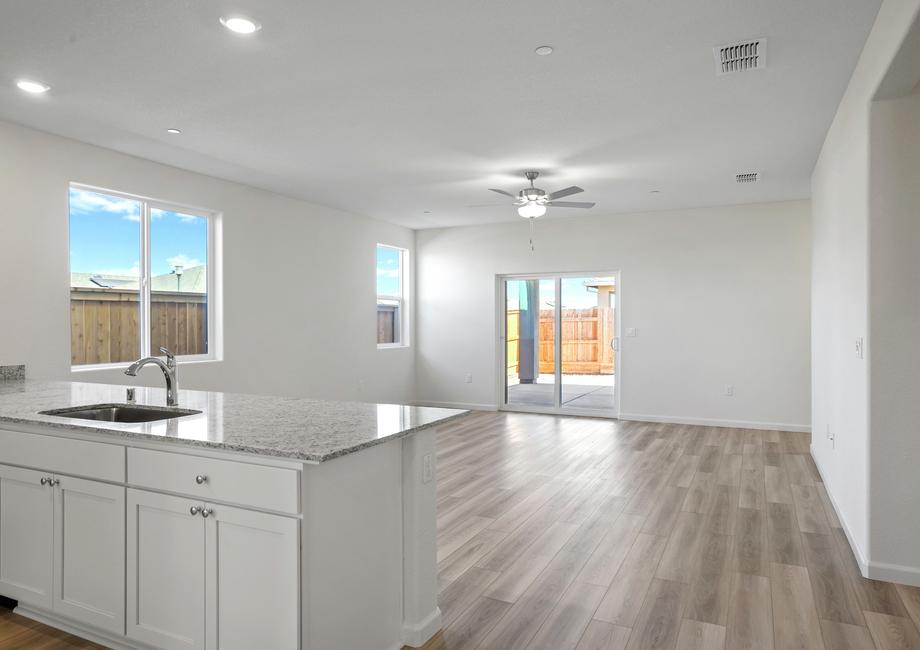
423;412;920;650
0;608;102;648
4;411;920;650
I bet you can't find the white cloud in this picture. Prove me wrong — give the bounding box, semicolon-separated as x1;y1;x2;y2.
93;262;140;277
376;269;399;278
151;208;202;223
69;188;140;221
166;254;203;269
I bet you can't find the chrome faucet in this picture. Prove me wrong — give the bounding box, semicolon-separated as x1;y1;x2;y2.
125;347;179;407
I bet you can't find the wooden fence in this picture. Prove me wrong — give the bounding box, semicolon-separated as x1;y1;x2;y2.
71;288;207;365
377;305;397;344
507;307;614;376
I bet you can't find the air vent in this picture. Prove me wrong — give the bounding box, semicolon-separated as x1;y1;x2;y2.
736;172;760;184
714;39;766;75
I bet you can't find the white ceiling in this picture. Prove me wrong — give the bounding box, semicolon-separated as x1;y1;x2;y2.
0;0;880;229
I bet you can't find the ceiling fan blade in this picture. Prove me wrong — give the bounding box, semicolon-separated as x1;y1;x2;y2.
546;201;595;208
467;203;508;208
489;188;517;198
546;186;584;201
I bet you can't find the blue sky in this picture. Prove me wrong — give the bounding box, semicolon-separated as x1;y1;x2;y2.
507;277;614;310
69;188;208;277
376;245;401;296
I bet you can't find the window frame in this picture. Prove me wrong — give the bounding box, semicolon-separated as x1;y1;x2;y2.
69;183;221;369
376;243;409;349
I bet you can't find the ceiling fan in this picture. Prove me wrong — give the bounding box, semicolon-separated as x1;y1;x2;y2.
487;171;595;218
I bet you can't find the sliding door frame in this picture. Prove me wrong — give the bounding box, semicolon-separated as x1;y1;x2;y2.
496;270;621;419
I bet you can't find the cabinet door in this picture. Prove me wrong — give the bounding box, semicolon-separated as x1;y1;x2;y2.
0;464;53;608
205;504;299;650
126;489;206;650
53;476;125;634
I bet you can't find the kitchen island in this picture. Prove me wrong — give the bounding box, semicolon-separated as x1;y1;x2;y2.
0;379;467;650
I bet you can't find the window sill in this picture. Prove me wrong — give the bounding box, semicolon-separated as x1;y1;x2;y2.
377;344;410;351
71;358;222;372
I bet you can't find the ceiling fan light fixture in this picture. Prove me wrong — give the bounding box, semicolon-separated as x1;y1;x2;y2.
518;202;546;218
16;79;50;94
219;15;262;34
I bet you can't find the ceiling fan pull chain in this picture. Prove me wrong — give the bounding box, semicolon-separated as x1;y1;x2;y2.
529;216;536;252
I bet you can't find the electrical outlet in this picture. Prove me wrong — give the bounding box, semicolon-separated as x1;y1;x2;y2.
855;337;864;359
464;373;472;384
827;424;835;449
724;384;734;397
625;328;638;337
422;453;433;483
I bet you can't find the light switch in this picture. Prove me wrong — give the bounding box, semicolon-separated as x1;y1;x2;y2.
625;328;638;337
422;453;433;483
855;337;864;359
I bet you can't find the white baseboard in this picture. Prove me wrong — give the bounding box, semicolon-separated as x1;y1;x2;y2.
811;446;920;588
619;412;810;433
402;606;443;648
414;400;498;412
867;560;920;587
809;446;870;575
416;403;810;432
15;605;156;650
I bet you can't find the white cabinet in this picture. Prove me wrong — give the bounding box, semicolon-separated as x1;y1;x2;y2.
0;465;53;608
126;489;207;650
53;476;125;635
0;431;305;650
207;504;299;650
0;464;124;637
127;489;300;650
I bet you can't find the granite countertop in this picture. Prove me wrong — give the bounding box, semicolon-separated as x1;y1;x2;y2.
0;380;469;462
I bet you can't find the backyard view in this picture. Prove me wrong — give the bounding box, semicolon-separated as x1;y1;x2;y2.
69;187;209;365
506;276;616;413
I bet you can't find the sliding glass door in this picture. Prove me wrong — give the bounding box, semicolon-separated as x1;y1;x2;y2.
503;273;618;417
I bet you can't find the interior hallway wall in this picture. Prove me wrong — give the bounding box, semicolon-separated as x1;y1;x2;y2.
867;86;920;578
811;0;920;584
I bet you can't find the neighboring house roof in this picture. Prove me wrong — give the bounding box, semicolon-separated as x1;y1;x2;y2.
70;265;207;294
583;278;616;289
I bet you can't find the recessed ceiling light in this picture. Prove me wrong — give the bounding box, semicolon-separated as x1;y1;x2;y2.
535;45;554;56
166;128;182;134
219;15;261;34
16;79;50;94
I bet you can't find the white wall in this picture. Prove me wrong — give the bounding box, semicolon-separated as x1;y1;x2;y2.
868;90;920;575
415;201;811;431
811;0;920;583
0;120;415;403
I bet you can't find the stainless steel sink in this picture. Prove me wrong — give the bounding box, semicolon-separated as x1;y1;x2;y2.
39;404;202;423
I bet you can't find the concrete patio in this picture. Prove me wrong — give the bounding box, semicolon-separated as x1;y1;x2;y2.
507;374;615;412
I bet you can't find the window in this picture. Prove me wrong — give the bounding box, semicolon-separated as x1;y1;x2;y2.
376;244;407;347
69;185;217;366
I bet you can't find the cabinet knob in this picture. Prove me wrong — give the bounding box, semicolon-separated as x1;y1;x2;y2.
40;477;49;485
195;475;208;485
201;507;213;518
189;505;202;516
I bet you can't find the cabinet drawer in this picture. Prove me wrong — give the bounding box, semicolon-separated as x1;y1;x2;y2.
0;429;124;483
127;448;299;514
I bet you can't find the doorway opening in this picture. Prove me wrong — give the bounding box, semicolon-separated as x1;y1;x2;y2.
501;273;618;417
